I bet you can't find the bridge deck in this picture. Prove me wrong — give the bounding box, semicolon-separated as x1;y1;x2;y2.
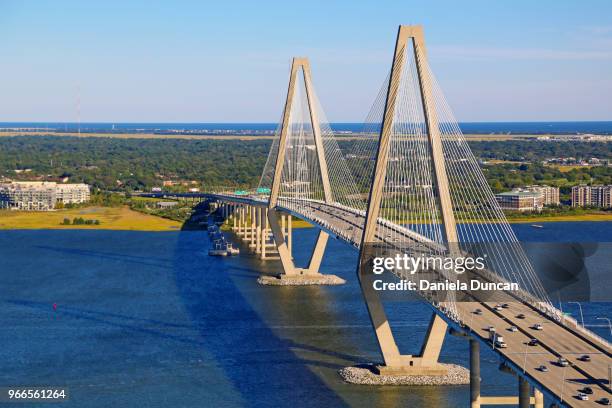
212;194;610;406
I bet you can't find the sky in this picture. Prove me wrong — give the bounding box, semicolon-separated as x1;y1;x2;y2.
1;0;611;123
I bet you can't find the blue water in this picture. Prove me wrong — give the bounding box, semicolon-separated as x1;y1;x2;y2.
1;121;611;135
0;222;610;407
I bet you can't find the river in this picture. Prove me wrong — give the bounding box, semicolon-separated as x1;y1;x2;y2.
0;222;610;407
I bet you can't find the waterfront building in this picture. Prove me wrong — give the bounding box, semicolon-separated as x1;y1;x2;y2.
0;182;57;211
571;185;612;208
524;185;560;206
55;183;91;204
495;189;543;211
0;181;90;211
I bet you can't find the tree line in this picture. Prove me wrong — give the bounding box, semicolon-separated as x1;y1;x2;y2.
0;136;609;196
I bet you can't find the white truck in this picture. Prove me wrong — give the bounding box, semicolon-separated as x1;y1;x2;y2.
489;329;507;348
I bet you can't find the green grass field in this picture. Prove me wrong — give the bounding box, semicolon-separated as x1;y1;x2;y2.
0;206;182;231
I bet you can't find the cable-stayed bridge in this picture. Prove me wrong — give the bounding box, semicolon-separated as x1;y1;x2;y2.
150;26;611;407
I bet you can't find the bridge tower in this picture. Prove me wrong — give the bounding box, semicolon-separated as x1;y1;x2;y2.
263;57;343;285
357;25;453;376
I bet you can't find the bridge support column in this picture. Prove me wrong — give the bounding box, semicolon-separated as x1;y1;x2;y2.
477;365;541;406
240;206;246;236
242;206;248;237
287;214;292;254
281;214;286;251
261;208;267;259
269;211;312;276
237;205;243;235
470;338;481;408
240;205;249;240
249;206;256;248
256;207;343;285
280;214;291;259
281;214;285;234
360;271;448;375
305;230;328;274
534;389;544;408
256;207;262;255
232;205;238;231
518;377;530;408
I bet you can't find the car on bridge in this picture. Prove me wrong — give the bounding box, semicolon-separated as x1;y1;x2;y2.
577;392;589;401
508;326;518;332
556;357;569;367
538;365;549;372
528;339;539;346
489;331;507;348
533;323;544;331
597;397;611;405
579;354;591;362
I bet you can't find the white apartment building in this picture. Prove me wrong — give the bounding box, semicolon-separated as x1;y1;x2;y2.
55;183;91;204
495;190;544;212
495;185;560;212
0;181;90;211
524;185;560;206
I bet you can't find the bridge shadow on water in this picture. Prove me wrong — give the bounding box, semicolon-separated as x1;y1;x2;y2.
170;205;477;408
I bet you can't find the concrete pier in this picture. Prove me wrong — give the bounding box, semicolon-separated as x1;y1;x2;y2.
470;338;480;408
338;363;469;386
215;201;343;285
519;377;530;408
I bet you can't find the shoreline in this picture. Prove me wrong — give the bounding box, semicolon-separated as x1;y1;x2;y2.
507;214;612;223
0;210;610;232
0;131;606;142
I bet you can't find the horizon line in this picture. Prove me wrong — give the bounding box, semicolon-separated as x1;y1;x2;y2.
1;120;612;125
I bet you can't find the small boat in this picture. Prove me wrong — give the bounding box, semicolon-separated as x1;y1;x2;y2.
226;242;240;256
208;237;240;256
209;238;229;256
531;224;544;228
